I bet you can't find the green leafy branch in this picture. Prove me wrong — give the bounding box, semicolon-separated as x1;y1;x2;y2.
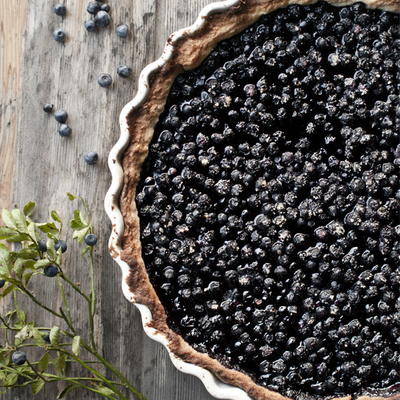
0;195;147;400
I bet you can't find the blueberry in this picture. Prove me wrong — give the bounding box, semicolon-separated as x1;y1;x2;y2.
116;24;128;38
55;240;67;253
53;29;66;42
84;233;98;246
54;109;68;123
58;124;71;137
87;1;101;14
38;239;47;252
44;265;59;277
12;351;27;365
43;333;51;343
100;4;110;12
53;4;66;16
0;280;5;288
84;151;98;165
84;20;96;32
117;65;132;78
94;10;111;27
43;103;54;113
97;73;112;88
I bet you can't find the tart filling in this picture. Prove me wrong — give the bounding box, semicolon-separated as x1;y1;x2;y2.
122;1;400;399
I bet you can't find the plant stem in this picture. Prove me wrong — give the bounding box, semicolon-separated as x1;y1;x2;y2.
88;247;97;349
81;341;148;400
56;348;129;400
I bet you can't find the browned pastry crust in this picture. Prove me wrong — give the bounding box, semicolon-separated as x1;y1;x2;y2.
116;1;400;399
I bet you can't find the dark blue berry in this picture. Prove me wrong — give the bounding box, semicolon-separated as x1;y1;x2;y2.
12;351;27;365
0;280;5;288
87;1;101;14
44;265;59;277
38;239;47;252
115;24;128;38
53;29;66;42
100;4;110;12
84;233;97;246
84;20;96;32
53;4;66;16
58;124;71;137
43;103;53;113
84;152;98;165
97;73;112;88
117;65;132;78
94;10;110;27
54;109;68;123
55;240;67;253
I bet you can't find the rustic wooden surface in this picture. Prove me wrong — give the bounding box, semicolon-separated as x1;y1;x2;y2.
0;0;220;399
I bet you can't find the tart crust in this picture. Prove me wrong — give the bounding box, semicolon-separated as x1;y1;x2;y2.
116;1;400;399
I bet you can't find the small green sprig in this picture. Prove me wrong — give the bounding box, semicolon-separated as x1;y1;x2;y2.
0;194;147;400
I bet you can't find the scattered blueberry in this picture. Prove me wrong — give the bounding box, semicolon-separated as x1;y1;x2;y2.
53;4;66;16
38;239;47;252
54;109;68;123
116;24;128;38
44;265;59;277
55;240;67;253
87;1;101;14
53;28;66;42
100;4;110;12
43;333;51;343
58;124;71;137
84;20;96;32
85;233;98;246
0;280;5;288
84;152;98;165
43;103;54;113
94;10;111;27
12;351;27;365
117;65;132;78
97;73;112;88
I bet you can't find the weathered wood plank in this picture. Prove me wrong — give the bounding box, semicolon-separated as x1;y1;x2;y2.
4;0;220;399
0;0;27;210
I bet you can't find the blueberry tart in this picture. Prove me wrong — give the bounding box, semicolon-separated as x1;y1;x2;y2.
114;1;400;399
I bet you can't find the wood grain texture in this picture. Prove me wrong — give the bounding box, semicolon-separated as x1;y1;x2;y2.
1;0;221;399
0;0;27;210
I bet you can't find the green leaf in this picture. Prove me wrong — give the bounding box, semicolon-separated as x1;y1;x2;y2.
15;324;29;345
34;259;51;269
72;227;90;243
0;226;18;240
66;192;77;201
16;247;38;259
36;222;58;234
31;379;45;395
4;233;31;242
70;210;88;230
57;384;79;399
46;239;56;259
23;201;36;216
1;209;17;229
17;310;26;324
11;209;27;232
4;372;18;386
96;386;115;396
27;222;37;242
0;243;10;263
0;284;15;297
71;336;81;356
49;326;60;345
38;352;49;372
51;210;62;224
54;352;66;374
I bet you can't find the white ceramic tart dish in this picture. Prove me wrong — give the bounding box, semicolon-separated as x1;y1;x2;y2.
105;1;400;399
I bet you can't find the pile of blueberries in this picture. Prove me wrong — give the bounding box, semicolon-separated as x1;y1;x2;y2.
137;1;400;398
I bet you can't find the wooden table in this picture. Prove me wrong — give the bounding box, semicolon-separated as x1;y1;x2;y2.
0;1;218;399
